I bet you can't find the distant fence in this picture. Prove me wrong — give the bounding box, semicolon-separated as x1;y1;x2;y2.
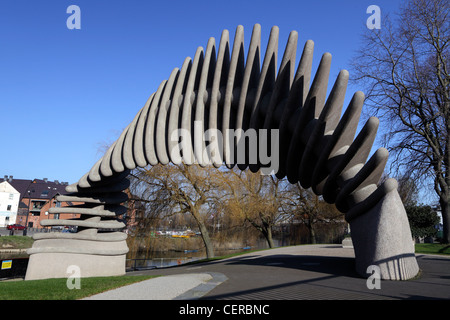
2;227;74;236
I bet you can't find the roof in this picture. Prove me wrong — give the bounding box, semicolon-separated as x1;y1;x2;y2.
7;179;33;199
0;181;20;194
6;177;69;200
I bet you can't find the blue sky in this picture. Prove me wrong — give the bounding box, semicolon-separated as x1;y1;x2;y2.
0;0;403;185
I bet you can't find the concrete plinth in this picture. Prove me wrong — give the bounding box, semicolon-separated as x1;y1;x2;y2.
25;252;126;280
25;236;128;280
349;189;419;280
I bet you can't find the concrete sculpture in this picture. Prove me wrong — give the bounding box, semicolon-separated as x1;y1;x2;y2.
25;24;419;281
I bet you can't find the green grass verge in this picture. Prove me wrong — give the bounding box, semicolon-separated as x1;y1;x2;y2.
415;243;450;255
0;275;158;300
0;236;34;249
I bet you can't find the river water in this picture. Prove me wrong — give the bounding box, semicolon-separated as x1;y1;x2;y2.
127;247;249;270
125;238;292;270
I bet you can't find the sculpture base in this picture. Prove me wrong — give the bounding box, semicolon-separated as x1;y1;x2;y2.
350;189;419;280
24;232;128;280
25;252;126;281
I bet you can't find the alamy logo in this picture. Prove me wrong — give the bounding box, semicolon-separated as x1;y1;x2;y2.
169;121;280;175
67;5;81;30
366;5;381;30
366;265;381;289
66;265;81;289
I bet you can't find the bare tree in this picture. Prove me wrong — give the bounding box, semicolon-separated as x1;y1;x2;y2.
351;0;450;242
130;163;222;258
221;169;291;248
397;173;420;206
284;183;343;244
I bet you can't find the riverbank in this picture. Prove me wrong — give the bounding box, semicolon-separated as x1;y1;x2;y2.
1;235;449;257
0;236;33;259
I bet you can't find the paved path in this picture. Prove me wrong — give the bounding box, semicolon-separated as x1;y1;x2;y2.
91;245;450;300
84;273;216;300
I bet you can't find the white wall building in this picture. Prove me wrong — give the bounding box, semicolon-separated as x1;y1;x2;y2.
0;181;20;227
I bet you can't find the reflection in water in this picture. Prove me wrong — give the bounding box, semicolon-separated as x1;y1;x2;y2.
0;252;29;260
126;247;253;270
126;238;287;270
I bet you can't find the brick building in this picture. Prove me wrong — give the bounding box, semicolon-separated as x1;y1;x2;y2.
5;176;81;229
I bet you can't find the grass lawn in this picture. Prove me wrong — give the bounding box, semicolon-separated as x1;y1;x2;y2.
415;243;450;255
0;236;34;249
0;275;158;300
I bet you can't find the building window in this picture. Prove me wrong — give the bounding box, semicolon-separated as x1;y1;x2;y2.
7;205;11;211
9;193;14;200
32;201;45;210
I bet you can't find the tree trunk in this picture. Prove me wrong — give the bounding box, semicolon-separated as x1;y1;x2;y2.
439;196;450;244
262;226;275;248
198;220;215;258
192;208;215;258
259;214;275;248
309;225;317;244
305;218;316;244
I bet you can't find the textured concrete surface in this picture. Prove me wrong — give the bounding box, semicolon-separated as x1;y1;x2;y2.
25;252;126;281
350;189;419;280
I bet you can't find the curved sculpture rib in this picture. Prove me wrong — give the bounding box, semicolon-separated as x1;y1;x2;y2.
25;24;419;281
